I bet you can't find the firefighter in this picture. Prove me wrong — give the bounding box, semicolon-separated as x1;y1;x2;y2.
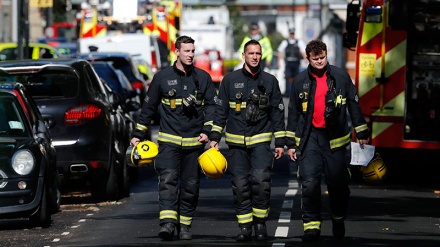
209;39;285;242
130;35;216;241
286;40;370;242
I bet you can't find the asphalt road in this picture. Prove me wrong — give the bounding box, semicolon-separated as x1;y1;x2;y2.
1;148;440;247
1;107;440;246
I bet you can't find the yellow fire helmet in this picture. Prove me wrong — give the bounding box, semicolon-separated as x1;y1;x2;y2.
360;153;387;184
126;140;159;167
198;147;228;179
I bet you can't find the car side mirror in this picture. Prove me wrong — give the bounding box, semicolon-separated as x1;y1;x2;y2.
125;100;141;112
34;120;48;139
108;92;122;108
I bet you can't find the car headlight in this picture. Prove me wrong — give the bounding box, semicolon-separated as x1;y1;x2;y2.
12;150;35;175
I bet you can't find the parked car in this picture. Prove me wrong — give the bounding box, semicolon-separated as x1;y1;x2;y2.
0;59;133;202
0;82;60;227
76;52;149;102
0;42;60;61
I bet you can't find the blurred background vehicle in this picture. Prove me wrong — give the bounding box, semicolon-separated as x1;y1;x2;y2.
0;59;133;202
90;61;142;123
78;33;163;73
77;52;149;103
0;43;60;61
194;49;225;89
38;37;78;58
0;82;60;228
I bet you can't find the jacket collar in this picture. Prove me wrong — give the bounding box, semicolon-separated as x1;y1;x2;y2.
242;65;261;80
173;61;194;77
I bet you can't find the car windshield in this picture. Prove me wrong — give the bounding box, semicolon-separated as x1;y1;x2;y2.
0;73;79;98
0;95;29;137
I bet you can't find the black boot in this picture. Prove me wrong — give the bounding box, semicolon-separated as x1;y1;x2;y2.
302;229;320;242
236;226;252;242
254;223;267;241
179;225;192;240
332;219;345;240
158;223;175;241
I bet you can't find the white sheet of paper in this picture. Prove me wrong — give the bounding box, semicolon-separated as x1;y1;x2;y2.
350;142;375;166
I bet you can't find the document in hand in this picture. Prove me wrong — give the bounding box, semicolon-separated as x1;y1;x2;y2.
350;142;375;166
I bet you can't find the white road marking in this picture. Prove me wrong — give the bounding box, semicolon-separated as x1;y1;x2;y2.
278;211;291;223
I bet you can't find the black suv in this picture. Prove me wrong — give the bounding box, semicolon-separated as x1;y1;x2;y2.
0;59;133;202
0;82;60;227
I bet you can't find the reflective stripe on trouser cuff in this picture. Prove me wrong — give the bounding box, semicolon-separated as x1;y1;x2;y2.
180;215;192;226
159;210;178;220
237;213;253;224
252;207;269;219
157;132;203;147
304;221;321;231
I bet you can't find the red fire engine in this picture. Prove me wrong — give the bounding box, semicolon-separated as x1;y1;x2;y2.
344;0;440;154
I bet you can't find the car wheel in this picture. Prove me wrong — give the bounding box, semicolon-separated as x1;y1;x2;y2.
29;184;51;228
90;151;118;202
49;170;61;213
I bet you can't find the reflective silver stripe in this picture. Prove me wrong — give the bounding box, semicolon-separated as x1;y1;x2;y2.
273;131;286;138
225;132;272;145
225;132;245;144
245;133;272;145
286;131;295;138
229;101;247;108
212;125;223;133
161;98;183;105
329;133;351;149
180;215;192;226
162;98;204;105
237;213;253;224
159;210;178;220
252;207;269;219
355;124;368;133
135;123;148;132
157;132;202;147
304;221;321;231
295;137;300;146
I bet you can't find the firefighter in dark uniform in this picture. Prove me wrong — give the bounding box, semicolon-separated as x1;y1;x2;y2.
286;40;370;242
209;39;285;242
130;36;216;241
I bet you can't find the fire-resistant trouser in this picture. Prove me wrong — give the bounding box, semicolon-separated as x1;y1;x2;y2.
227;144;274;227
297;127;351;232
154;144;203;227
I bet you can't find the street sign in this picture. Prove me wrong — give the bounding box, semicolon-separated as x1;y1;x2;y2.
29;0;53;8
302;18;321;43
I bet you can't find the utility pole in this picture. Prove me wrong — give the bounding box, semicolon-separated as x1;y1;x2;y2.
17;0;29;59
